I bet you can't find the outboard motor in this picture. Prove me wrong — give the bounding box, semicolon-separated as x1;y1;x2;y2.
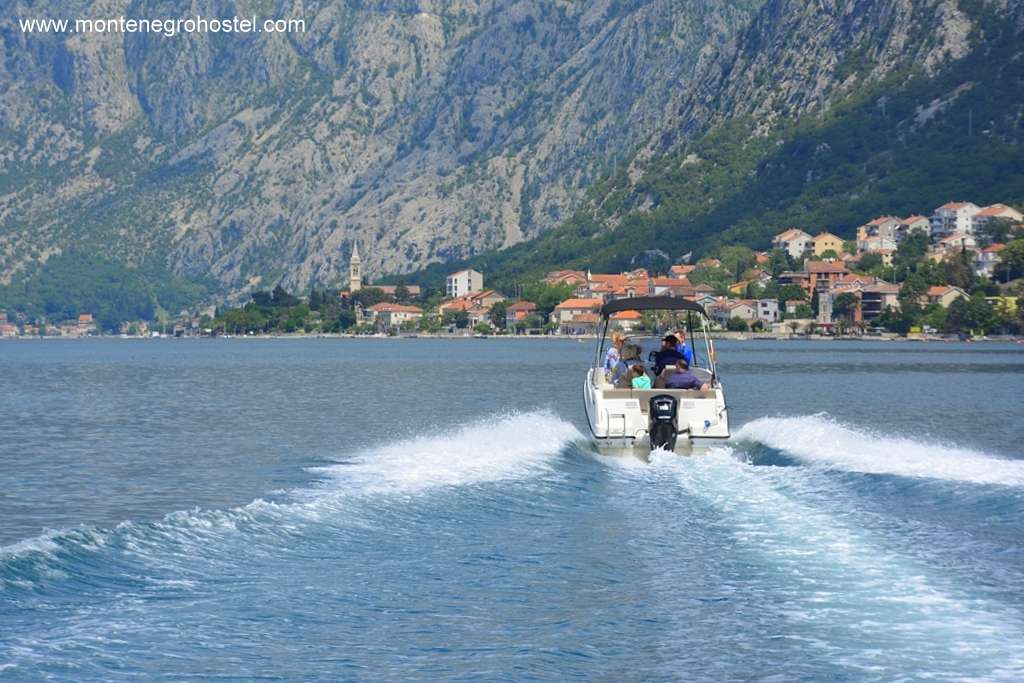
648;394;679;452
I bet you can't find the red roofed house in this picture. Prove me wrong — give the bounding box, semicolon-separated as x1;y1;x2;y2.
649;277;694;297
609;309;643;333
505;301;537;329
544;270;588;287
923;286;969;308
973;204;1024;234
670;264;696;277
930;202;980;238
552;299;602;334
805;260;848;293
367;303;424;330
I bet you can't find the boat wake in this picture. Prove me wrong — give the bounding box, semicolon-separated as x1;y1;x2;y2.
0;411;582;592
735;414;1024;487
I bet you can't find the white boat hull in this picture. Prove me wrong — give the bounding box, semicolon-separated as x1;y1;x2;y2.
583;368;730;456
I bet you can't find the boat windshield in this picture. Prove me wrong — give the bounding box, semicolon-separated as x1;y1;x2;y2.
593;306;718;381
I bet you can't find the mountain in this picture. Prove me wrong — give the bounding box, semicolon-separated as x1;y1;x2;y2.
411;0;1024;290
1;0;1022;315
0;0;760;299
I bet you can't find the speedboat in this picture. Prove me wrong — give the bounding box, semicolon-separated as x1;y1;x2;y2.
583;297;730;456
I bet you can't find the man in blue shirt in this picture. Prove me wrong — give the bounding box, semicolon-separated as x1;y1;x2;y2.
665;359;710;391
674;329;695;367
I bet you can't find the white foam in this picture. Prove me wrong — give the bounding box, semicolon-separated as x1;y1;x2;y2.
309;410;581;495
736;414;1024;487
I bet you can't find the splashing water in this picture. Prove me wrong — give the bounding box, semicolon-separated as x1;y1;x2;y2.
736;414;1024;486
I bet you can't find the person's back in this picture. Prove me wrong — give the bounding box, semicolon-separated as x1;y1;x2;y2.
664;361;709;391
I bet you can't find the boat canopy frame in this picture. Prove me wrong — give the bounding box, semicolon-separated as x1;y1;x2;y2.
592;296;719;383
600;296;707;318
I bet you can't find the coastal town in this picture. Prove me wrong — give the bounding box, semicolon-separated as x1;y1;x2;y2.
3;200;1022;340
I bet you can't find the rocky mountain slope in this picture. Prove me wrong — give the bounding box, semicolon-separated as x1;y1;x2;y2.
414;0;1024;288
1;0;760;296
2;0;1021;309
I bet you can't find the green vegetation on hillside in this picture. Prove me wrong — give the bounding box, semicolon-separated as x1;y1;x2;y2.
0;250;209;331
408;13;1023;295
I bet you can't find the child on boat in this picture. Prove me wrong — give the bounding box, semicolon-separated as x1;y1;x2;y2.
630;364;652;389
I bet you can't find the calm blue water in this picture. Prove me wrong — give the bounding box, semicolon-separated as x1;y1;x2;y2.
1;338;1023;681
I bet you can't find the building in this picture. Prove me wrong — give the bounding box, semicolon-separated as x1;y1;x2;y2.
505;301;537;329
367;284;422;299
898;215;931;240
755;299;780;324
973;204;1023;233
446;269;484;298
772;229;812;260
349;242;362;293
708;298;757;327
930;202;980;238
805;260;848;293
810;232;845;257
858;216;901;247
367;303;423;330
544;270;588;287
609;310;643;333
976;243;1006;278
560;312;600;336
924;285;969;308
860;282;900;321
670;264;696;277
649;277;693;297
551;298;602;326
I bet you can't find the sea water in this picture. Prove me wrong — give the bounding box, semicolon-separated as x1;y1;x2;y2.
1;338;1022;680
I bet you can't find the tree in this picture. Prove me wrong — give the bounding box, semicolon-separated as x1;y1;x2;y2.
978;218;1016;246
856;252;884;272
271;284;299;308
352;287;389;308
518;313;543;332
488;301;508;330
943;248;976;291
819;248;839;260
776;284;807;303
394;283;411;304
716;245;755;279
443;309;470;329
309;286;324;311
995;239;1024;281
833;292;860;320
726;317;749;331
893;228;930;273
794;303;814;318
473;322;492;334
767;249;791;277
521;282;574;317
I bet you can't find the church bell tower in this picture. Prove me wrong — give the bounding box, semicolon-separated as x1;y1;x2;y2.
349;242;362;293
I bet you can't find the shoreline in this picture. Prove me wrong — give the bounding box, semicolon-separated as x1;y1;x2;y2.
3;332;1022;344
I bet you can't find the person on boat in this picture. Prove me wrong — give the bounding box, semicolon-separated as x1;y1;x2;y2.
652;335;685;375
673;329;695;367
604;331;629;384
664;359;710;391
630;364;652;389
